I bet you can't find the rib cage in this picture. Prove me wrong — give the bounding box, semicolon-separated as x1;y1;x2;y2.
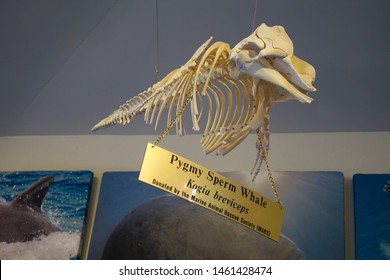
92;39;262;156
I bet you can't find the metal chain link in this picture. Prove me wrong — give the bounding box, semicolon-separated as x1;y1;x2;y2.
153;94;192;146
257;129;282;207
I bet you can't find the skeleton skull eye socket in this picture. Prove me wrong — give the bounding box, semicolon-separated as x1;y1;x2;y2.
246;49;259;59
241;40;263;54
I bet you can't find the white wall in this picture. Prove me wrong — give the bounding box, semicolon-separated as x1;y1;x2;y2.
1;132;389;258
1;132;388;178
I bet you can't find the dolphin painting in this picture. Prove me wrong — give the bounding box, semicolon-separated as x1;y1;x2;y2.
0;176;60;243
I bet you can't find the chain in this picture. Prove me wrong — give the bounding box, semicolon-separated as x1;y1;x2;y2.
257;129;282;207
153;94;193;146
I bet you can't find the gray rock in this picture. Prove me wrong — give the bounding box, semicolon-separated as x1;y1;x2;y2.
102;195;304;259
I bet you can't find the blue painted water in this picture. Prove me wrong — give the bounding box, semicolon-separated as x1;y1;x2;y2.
0;171;93;259
354;174;390;260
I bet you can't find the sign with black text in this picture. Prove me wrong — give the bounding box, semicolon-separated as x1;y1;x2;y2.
139;143;283;242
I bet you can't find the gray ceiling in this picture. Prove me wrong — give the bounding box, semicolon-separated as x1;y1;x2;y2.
1;0;389;136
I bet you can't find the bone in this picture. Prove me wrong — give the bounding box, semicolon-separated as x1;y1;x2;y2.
91;24;317;181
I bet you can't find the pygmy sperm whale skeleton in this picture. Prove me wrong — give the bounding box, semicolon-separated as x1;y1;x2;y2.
92;24;316;180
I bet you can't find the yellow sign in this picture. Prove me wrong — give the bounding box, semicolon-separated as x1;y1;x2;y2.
139;143;284;242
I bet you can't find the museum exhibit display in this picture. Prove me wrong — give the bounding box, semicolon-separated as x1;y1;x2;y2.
4;0;389;265
90;23;317;247
0;171;93;259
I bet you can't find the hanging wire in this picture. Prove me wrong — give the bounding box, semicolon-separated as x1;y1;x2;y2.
154;0;161;82
251;0;259;32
